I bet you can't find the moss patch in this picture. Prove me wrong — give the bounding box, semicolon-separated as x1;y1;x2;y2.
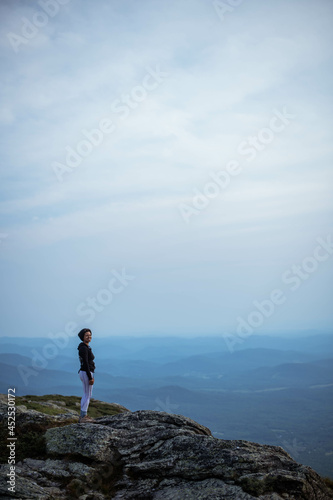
18;394;124;417
0;395;128;464
18;394;80;413
19;401;66;415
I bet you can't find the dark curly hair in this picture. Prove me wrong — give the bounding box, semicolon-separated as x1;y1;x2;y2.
78;328;92;341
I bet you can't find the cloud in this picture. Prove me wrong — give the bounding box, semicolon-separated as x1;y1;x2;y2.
0;0;332;334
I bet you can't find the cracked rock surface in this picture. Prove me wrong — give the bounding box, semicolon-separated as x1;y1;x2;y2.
1;398;332;499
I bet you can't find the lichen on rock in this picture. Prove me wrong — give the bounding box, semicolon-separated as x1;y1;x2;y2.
0;394;332;499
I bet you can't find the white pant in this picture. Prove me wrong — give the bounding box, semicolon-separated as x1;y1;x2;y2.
79;371;94;413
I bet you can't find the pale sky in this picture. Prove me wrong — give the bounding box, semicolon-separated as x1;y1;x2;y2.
0;0;332;338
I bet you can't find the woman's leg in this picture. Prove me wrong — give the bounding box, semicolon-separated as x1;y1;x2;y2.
79;371;94;417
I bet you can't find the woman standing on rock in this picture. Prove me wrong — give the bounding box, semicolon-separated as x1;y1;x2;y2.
77;328;95;423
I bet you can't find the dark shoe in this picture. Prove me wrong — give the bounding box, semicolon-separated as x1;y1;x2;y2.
79;415;95;423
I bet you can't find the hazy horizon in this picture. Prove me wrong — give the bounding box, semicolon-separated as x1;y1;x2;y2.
1;329;332;339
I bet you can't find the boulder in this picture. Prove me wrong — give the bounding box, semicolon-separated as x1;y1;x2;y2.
0;395;332;499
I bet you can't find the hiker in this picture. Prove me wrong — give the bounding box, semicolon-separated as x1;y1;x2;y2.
77;328;95;423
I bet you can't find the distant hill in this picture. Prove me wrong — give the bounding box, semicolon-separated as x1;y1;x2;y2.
1;334;332;479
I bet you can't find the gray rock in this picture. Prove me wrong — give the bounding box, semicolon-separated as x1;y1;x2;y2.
1;394;332;499
45;422;120;463
21;458;94;480
0;471;63;499
115;477;255;499
46;400;66;406
0;397;79;428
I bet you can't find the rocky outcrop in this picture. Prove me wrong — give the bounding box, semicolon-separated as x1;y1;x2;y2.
0;395;332;499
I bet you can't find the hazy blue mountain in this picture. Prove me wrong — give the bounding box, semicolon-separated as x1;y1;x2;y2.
2;333;333;362
0;353;34;367
150;349;317;378
1;333;332;478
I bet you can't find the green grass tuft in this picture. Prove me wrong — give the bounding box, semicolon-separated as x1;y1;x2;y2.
17;395;125;417
0;394;127;463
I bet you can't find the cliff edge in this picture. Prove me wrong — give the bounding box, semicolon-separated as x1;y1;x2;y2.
0;394;332;499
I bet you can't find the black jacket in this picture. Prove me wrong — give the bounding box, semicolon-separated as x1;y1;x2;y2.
78;342;95;380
